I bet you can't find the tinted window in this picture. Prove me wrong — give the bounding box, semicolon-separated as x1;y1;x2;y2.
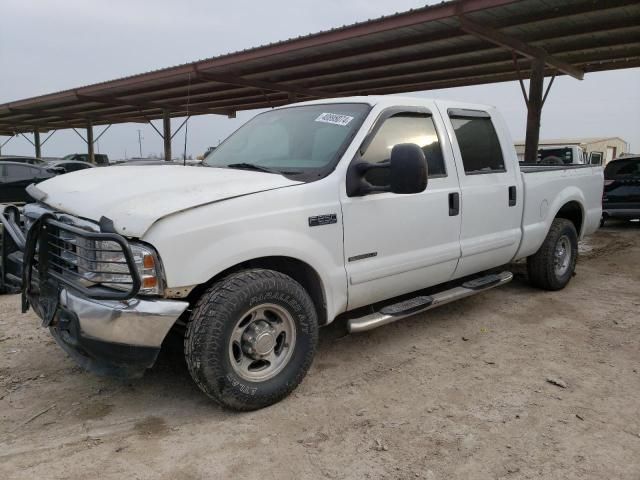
538;148;573;164
64;163;87;172
450;114;505;174
589;152;603;165
5;164;33;179
605;158;640;179
361;113;445;187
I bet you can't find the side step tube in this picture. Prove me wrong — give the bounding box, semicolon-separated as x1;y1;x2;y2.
347;271;513;333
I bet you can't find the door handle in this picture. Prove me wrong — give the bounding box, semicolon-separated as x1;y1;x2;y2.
508;186;517;206
449;192;460;216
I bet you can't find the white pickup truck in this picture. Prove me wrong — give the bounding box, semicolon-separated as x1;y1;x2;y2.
0;96;603;410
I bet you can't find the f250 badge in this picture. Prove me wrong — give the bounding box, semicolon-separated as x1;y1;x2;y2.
308;214;337;227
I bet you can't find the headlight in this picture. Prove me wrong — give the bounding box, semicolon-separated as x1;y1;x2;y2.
95;241;163;296
74;240;163;296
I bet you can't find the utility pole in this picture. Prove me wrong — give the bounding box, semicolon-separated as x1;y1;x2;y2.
137;129;144;158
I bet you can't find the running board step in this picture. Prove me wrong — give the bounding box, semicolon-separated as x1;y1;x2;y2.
380;296;433;316
462;273;502;290
347;271;513;333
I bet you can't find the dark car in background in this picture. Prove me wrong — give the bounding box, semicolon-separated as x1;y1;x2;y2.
602;155;640;225
63;153;110;165
0;161;58;203
46;159;95;173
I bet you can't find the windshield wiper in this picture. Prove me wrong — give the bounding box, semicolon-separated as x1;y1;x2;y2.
226;163;300;175
226;163;282;174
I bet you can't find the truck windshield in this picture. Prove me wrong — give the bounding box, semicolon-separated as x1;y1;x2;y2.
203;103;370;180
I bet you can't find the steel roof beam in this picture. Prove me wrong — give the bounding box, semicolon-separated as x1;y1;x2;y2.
75;94;226;117
457;16;584;80
7;106;95;123
194;69;333;99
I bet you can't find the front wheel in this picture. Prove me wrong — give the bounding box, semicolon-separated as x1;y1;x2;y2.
527;218;578;291
185;269;318;411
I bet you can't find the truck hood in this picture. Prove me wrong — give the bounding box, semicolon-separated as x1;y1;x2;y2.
33;165;302;237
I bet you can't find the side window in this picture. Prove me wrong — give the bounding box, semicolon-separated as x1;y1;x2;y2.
449;113;505;174
361;113;446;187
5;164;32;179
589;151;603;165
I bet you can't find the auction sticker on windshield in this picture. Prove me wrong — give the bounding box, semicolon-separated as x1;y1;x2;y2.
315;112;354;126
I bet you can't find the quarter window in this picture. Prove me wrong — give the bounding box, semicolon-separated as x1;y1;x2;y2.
449;113;505;174
361;113;446;187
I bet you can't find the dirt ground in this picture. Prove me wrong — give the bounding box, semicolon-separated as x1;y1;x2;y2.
1;222;638;480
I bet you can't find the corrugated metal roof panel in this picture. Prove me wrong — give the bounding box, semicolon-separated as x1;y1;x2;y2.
1;0;639;134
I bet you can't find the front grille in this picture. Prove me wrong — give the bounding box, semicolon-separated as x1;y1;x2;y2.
26;216;141;300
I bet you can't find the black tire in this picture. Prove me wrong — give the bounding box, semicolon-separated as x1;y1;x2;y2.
185;269;318;411
527;218;578;291
600;214;607;228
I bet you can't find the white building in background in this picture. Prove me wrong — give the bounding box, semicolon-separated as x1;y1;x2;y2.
514;137;629;164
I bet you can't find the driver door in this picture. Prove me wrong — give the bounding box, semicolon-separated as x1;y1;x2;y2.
340;108;462;310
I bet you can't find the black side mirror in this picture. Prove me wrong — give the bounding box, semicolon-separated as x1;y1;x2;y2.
346;143;428;196
389;143;428;194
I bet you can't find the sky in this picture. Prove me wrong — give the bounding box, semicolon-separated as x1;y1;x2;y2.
1;0;639;159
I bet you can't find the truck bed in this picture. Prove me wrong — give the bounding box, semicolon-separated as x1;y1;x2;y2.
515;165;604;260
519;163;594;173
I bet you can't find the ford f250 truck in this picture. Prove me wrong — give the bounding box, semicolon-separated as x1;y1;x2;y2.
0;96;603;410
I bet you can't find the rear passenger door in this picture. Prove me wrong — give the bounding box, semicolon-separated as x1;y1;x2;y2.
444;108;523;278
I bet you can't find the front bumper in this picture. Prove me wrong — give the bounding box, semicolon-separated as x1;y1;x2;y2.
50;289;188;377
2;204;190;377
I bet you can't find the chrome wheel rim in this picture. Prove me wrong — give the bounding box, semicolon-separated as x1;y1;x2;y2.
554;235;572;277
228;303;296;382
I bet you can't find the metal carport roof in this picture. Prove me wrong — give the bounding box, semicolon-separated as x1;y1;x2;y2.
0;0;638;162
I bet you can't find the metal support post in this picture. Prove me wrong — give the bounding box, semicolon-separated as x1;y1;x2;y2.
34;129;41;158
87;123;95;164
524;58;545;164
163;111;172;161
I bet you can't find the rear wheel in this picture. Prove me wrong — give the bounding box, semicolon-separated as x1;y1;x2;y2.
527;218;578;291
185;269;318;411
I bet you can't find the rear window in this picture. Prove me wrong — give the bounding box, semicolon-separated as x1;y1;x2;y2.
538;148;573;164
604;158;640;179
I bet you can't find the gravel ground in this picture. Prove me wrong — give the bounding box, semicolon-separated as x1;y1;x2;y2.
1;222;638;480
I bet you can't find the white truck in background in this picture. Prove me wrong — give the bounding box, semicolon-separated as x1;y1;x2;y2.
0;95;603;410
535;145;604;165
